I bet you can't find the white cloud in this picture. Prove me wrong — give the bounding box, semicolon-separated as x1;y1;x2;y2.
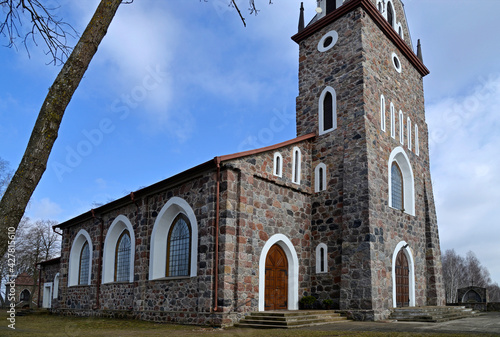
27;198;63;221
427;74;500;283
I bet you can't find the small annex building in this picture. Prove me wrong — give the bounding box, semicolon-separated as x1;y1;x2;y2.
40;0;446;326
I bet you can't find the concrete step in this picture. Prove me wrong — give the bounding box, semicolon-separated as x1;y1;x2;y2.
389;306;479;323
236;310;348;329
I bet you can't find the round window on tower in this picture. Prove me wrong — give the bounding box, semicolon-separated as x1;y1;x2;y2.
392;52;402;73
318;30;338;53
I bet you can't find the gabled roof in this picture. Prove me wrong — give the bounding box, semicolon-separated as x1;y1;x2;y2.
291;0;429;77
55;133;316;230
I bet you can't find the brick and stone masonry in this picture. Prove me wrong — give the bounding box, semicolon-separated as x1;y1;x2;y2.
40;0;445;326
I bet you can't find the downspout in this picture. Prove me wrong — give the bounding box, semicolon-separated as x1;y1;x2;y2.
37;265;42;308
213;157;221;312
92;209;104;311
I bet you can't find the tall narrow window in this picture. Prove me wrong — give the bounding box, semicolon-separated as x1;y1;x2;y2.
391;162;404;210
79;242;90;285
320;247;325;272
315;163;327;192
390;103;396;138
415;124;420;156
20;289;30;301
315;243;328;274
166;214;191;277
407;117;412;150
319;87;337;135
273;152;283;177
399;110;404;145
292;147;302;184
380;95;386;132
387;1;394;28
115;231;131;282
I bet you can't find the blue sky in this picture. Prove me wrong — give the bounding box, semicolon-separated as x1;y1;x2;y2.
1;0;499;283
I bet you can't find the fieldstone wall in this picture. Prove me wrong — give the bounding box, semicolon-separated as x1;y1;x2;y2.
40;261;61;309
361;2;445;318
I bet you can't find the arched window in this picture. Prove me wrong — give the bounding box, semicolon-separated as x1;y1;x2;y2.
388;147;415;215
399;110;404;145
292;147;302;184
315;243;328;274
102;215;135;284
20;289;30;301
273;152;283;177
415;124;419;156
68;229;92;286
390;103;396;138
166;214;191;277
149;197;198;280
79;242;90;285
407;117;412;150
319;87;337;135
314;163;327;192
387;1;395;28
391;163;403;210
53;273;60;299
115;231;131;282
380;95;386;132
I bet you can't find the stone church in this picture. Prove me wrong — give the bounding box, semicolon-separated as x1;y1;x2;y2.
39;0;446;326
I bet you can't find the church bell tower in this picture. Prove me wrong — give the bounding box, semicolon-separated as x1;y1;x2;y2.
292;0;445;320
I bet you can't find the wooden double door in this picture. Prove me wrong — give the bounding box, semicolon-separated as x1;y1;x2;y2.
264;244;288;310
395;250;410;307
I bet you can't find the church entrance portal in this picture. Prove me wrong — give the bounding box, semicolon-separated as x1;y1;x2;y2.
396;250;410;307
265;244;288;310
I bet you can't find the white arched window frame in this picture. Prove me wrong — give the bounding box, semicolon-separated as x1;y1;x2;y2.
315;243;328;274
314;163;327;192
390;103;396;138
319;86;337;135
102;215;135;284
53;273;60;299
399;110;404;145
392;241;416;308
388;147;415;215
407;117;412;150
149;197;198;280
380;95;386;132
415;124;420;156
273;152;283;177
68;229;93;286
386;0;396;29
258;234;299;311
292;147;302;185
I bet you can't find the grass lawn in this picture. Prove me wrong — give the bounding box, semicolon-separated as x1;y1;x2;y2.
0;311;494;337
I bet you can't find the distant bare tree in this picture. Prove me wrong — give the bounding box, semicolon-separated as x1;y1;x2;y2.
442;249;497;303
0;157;13;198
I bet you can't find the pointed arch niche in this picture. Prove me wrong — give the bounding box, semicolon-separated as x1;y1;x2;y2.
258;234;299;311
392;241;416;308
388;146;415;215
149;197;198;280
102;215;135;283
319;86;337;135
68;229;93;286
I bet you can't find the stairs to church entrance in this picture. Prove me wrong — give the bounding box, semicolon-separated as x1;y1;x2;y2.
235;310;348;329
389;306;479;323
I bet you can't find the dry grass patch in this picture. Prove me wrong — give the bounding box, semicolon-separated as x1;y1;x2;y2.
0;312;495;337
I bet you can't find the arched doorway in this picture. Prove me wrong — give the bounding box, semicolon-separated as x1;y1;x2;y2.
395;250;409;307
265;244;288;310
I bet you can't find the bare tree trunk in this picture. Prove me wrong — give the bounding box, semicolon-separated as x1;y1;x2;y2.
0;0;123;257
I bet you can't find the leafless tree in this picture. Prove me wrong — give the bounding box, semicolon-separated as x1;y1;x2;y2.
442;249;465;303
0;0;275;260
0;157;13;198
0;0;77;65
